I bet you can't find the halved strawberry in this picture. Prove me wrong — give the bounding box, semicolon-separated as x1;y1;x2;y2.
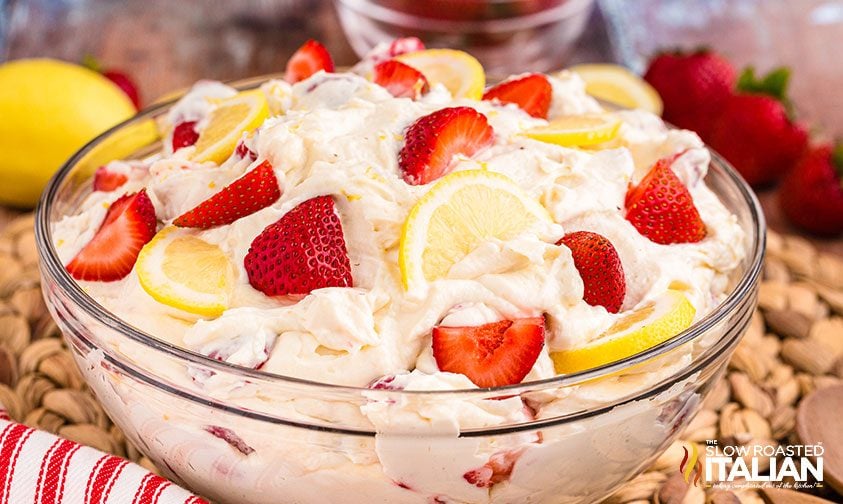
398;106;494;185
482;73;552;119
372;60;429;99
245;195;353;296
285;39;334;84
66;190;157;281
432;317;544;388
625;154;707;245
93;166;128;192
174;161;281;229
172;121;199;151
558;231;626;313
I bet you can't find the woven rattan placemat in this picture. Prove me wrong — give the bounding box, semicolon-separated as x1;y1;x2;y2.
1;212;842;503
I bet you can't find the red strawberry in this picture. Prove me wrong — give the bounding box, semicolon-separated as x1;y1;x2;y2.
779;144;843;236
174;161;281;229
399;107;495;185
93;166;128;192
464;448;525;488
172;121;199;151
103;69;141;110
432;317;544;388
81;57;141;110
235;140;258;161
245;195;353;296
387;37;425;57
66;190;157;281
372;60;429;99
285;39;334;84
707;67;808;187
558;231;626;313
482;73;552;119
625;153;707;245
643;50;736;138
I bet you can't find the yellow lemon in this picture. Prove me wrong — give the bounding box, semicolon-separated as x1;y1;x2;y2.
551;289;696;374
399;169;551;291
136;227;236;317
0;58;136;207
568;64;663;115
190;90;269;165
525;113;621;147
396;49;486;100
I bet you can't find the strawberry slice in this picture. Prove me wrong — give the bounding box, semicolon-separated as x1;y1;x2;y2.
399;106;494;185
172;121;199;151
387;37;425;58
432;317;544;388
558;231;626;313
66;190;157;281
173;161;281;229
464;448;525;488
93;166;129;192
482;73;552;119
625;154;707;245
285;39;334;84
245;195;353;296
372;60;429;99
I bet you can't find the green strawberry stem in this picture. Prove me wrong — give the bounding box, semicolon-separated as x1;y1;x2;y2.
737;66;795;117
81;54;103;73
832;143;843;182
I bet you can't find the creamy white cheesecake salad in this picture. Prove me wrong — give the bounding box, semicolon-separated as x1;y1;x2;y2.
53;40;746;503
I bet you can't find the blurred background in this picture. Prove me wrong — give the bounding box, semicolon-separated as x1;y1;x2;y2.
2;0;840;137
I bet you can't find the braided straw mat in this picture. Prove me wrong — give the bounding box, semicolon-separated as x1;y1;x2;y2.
1;211;842;504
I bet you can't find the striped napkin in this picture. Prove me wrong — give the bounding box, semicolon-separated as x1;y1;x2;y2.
0;407;208;504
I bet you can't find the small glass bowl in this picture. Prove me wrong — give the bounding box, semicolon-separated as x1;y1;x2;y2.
36;79;764;504
334;0;597;75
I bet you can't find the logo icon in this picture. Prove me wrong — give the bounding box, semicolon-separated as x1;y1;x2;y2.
679;443;703;486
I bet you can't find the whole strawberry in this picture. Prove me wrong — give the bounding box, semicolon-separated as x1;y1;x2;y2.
707;67;808;187
102;69;141;110
779;144;843;236
644;50;736;137
82;56;141;110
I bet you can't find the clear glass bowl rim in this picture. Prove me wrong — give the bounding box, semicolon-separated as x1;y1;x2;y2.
334;0;597;32
34;76;766;399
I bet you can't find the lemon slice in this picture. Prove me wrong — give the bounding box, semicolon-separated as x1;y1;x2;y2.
550;289;696;374
525;113;621;147
136;227;236;317
568;64;663;116
396;49;485;100
399;170;551;291
190;90;269;165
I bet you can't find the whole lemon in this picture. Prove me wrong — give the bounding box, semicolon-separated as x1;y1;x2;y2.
0;58;136;207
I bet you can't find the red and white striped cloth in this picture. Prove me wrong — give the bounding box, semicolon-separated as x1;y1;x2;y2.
0;407;208;504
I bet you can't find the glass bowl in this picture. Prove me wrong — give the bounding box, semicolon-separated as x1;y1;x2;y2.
334;0;597;75
36;80;764;504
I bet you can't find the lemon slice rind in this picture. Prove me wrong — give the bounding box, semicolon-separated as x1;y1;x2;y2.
568;64;663;116
396;49;486;100
136;227;235;317
525;113;622;147
190;90;269;165
399;169;551;292
550;289;696;374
